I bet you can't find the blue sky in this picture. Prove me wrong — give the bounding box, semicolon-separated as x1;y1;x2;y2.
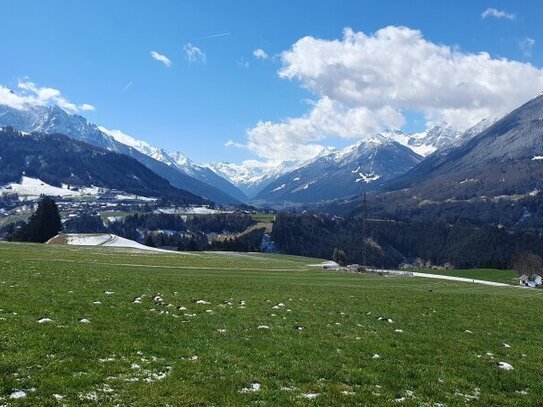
1;0;542;162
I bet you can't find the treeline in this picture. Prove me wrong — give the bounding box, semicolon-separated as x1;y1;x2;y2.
328;191;543;232
271;212;543;269
63;212;261;252
209;228;266;252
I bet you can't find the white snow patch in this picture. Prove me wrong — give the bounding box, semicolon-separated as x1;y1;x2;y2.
37;317;53;324
0;177;100;200
240;382;261;393
498;362;514;370
300;393;320;399
60;233;177;253
356;172;380;183
115;194;157;202
9;390;27;399
257;325;270;329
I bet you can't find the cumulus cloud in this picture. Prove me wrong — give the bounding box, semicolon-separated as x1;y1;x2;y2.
0;80;95;112
253;48;268;59
481;8;515;20
247;97;404;160
244;26;543;160
183;43;206;63
519;37;535;57
150;51;172;67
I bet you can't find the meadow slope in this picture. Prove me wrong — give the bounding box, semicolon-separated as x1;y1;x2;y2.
0;243;542;406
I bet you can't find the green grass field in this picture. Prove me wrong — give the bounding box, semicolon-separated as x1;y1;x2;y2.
415;268;518;285
0;243;542;406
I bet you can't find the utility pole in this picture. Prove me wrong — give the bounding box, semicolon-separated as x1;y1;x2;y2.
362;192;367;267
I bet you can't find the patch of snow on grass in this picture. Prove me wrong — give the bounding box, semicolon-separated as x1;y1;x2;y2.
240;382;261;393
300;393;320;399
9;390;27;399
37;317;53;324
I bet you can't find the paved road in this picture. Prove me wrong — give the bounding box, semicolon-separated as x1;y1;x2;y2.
411;272;512;287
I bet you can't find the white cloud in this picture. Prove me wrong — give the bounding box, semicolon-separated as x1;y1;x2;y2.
253;48;268;59
519;37;535;57
80;103;95;111
0;80;95;113
244;26;543;160
481;8;515;20
225;140;245;148
247;97;403;160
150;51;172;67
238;58;250;69
183;43;206;63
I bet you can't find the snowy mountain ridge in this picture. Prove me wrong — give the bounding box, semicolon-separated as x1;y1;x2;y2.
0;102;246;203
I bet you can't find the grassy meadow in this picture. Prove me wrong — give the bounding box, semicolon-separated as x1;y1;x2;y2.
0;242;542;405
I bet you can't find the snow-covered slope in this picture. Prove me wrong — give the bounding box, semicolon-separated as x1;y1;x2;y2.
0;177;101;200
90;127;247;202
49;233;177;253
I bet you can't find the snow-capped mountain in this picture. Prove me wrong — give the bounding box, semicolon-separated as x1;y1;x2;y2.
99;128;247;202
207;121;496;200
0;103;244;204
381;123;481;157
206;160;303;198
254;135;423;205
0;103;119;150
384;94;543;200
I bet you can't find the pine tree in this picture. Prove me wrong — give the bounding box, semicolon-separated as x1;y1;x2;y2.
9;197;62;243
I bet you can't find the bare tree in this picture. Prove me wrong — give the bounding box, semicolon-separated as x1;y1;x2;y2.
332;248;347;266
513;251;543;279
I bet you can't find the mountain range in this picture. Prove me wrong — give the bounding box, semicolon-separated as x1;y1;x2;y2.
0;127;207;205
0;103;244;205
0;96;510;207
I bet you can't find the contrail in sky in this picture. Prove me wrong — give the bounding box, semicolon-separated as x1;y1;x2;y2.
121;81;135;93
200;32;231;39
